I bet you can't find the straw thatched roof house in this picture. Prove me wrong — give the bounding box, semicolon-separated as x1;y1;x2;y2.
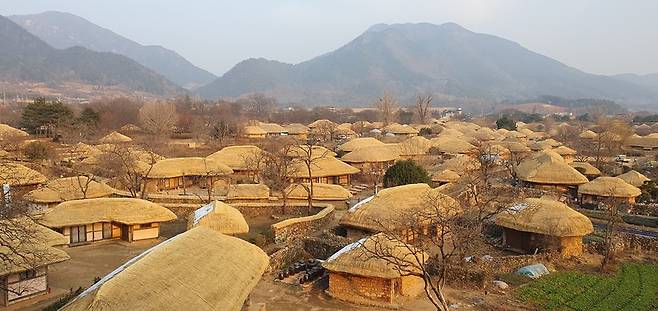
341;145;400;177
284;183;351;208
439;154;480;174
626;135;658;151
187;201;249;235
552;145;577;163
569;162;602;180
0;162;47;190
616;170;651;187
242;125;267;139
333;126;358;140
430;136;475;155
397;136;432;157
288;157;360;186
63;142;103;162
516;151;588;191
496;198;592;256
338;137;384;153
226;183;270;202
258;122;288;136
382;123;419;137
0;220;70;306
60;227;268;311
502;141;532;153
578;176;642;204
341;184;459;239
23;176;116;211
119;123;142;133
286;145;337;159
98;131;132;144
579;130;598;140
284;123;310;139
143;157;233;192
431;169;460;186
207;145;265;174
527;141;553;152
40;198;177;244
540;138;562;148
323;233;427;307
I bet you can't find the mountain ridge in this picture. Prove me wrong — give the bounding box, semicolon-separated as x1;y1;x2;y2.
197;22;657;109
9;11;216;89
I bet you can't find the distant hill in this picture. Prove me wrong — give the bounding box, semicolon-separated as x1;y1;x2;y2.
613;73;658;93
9;11;216;89
0;14;182;96
198;22;658;109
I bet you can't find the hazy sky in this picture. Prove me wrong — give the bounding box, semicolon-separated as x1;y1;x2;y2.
4;0;658;76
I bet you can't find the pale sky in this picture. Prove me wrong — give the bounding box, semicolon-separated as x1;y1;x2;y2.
4;0;658;76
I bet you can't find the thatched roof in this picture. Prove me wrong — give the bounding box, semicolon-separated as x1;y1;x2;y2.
288;157;359;178
286;145;336;158
0;219;70;276
337;137;384;152
540;138;562;147
147;157;233;178
284;123;310;134
516;152;588;185
40;198;177;227
431;169;460;183
99;131;132;143
285;183;352;200
383;123;419;135
579;130;598;139
0;124;28;139
0;162;47;186
119;123;142;133
243;125;267;135
226;183;270;200
207;145;265;171
187;201;249;234
24;176;116;203
398;136;432;156
502;141;531;153
439;154;480;173
322;233;426;279
527;141;553;151
258;122;287;134
308;119;337;129
553;145;577;156
341;145;400;163
626;136;658;149
430;136;475;154
569;162;602;177
61;227;268;311
340;184;459;232
616;170;651;187
578;177;642;198
495;198;593;237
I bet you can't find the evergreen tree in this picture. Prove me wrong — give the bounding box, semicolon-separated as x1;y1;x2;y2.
20;97;73;133
383;160;430;188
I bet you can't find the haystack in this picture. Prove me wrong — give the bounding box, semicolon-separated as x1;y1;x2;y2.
60;227;268;311
616;170;651;187
495;198;593;256
187;201;249;235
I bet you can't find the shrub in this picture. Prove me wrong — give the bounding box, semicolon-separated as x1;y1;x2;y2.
42;287;83;311
496;116;517;130
383;160;430;187
419;127;433;137
23;141;52;160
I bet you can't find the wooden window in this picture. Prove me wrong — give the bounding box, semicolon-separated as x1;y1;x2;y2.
70;225;87;244
102;223;112;239
19;270;37;280
139;223;153;229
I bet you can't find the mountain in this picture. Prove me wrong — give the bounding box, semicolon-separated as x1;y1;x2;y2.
0;14;182;96
9;11;216;89
197;23;658;109
613;73;658;92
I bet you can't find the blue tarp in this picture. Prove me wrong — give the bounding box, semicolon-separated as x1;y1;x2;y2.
516;263;550;279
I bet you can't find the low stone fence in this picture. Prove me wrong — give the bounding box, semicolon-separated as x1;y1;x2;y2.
270;204;335;244
232;202;327;218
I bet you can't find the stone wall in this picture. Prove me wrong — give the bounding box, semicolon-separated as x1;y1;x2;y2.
327;272;393;305
271;205;335;244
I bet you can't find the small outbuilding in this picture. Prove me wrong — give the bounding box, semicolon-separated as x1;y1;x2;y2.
323;233;427;307
0;162;47;192
616;170;651;187
242;125;267;139
341;145;400;177
287;157;360;186
39;198;177;244
143;157;233;192
495;198;593;257
23;176;116;211
578;176;642;205
187;201;249;235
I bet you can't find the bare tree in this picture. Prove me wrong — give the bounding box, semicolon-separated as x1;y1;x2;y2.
240;93;276;120
415;94;433;124
89;145;158;198
598;192;626;272
258;138;299;209
291;138;332;212
375;92;399;126
139;102;178;138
